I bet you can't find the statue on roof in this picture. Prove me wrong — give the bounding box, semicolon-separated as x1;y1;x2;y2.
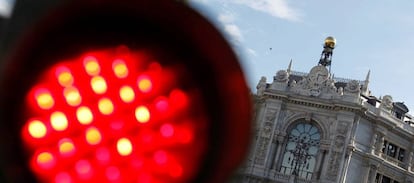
256;76;267;96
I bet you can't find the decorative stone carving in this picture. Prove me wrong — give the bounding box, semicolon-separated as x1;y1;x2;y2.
290;65;340;97
290;80;297;87
308;66;329;86
345;80;360;93
338;87;344;95
275;109;287;130
254;137;268;165
275;70;289;83
264;109;277;123
375;135;385;155
336;122;349;134
370;133;377;154
380;95;393;111
254;109;278;165
262;123;272;138
256;76;267;96
333;135;346;152
326;120;350;180
324;78;337;93
326;151;340;181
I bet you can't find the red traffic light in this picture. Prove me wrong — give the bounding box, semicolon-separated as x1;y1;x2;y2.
22;46;209;183
0;1;251;183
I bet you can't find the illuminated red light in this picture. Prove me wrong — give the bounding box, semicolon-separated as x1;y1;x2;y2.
112;59;129;78
28;120;47;139
137;75;152;93
135;105;150;123
21;47;208;182
75;160;93;179
36;151;56;169
35;89;55;110
154;150;168;165
58;138;76;157
160;123;174;138
105;166;121;181
55;172;72;183
95;147;110;164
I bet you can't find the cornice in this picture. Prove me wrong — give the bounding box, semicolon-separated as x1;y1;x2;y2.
263;92;363;114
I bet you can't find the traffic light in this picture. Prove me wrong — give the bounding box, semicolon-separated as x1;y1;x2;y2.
0;1;251;183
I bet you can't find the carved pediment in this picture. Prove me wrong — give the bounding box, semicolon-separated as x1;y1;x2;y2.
290;66;339;97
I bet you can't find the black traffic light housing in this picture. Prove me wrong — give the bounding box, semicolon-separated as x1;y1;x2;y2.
0;1;252;182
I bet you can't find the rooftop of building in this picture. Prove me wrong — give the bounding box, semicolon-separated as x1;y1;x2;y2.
256;37;414;127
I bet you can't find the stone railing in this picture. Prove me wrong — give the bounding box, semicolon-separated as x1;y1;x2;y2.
381;154;406;169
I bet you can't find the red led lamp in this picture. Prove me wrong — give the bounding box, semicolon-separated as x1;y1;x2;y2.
0;1;251;183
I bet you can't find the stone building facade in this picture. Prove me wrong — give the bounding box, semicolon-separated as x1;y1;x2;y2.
234;60;414;182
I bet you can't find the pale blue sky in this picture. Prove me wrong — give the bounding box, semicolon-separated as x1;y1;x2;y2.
0;0;13;17
2;0;414;112
190;0;414;112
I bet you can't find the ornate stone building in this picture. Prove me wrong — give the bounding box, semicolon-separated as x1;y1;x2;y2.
234;38;414;183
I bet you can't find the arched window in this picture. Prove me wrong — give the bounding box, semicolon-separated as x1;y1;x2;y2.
280;122;321;180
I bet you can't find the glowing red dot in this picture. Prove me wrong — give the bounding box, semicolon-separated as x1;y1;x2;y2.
95;147;110;164
179;128;194;144
155;97;169;112
160;123;174;138
170;164;184;178
55;172;72;183
110;120;124;130
28;120;47;139
135;106;150;123
137;173;152;183
75;160;92;179
170;89;189;110
154;150;167;165
58;138;76;157
35;88;55;110
131;158;144;169
36;151;56;169
137;75;152;93
105;166;120;181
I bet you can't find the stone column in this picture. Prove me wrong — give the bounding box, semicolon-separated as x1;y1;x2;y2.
340;146;355;182
375;135;385;155
319;149;330;181
312;149;326;180
370;133;378;154
274;134;287;171
362;163;371;183
396;147;401;160
407;151;413;171
271;135;284;169
266;139;277;168
367;164;378;183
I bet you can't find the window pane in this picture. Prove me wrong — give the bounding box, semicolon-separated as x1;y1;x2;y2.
280;122;321;180
398;148;405;161
382;175;391;183
387;143;397;158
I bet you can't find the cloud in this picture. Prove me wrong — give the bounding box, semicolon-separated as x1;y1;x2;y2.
246;48;257;57
0;0;12;17
218;12;244;43
231;0;301;22
223;24;243;43
218;13;235;23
